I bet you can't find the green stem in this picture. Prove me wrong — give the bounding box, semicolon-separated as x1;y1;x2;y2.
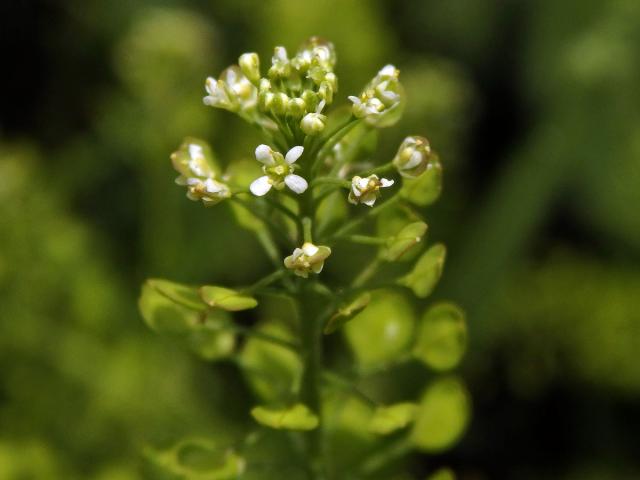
299;285;326;479
310;118;360;176
302;217;313;243
321;370;378;408
231;197;293;247
327;194;401;242
351;257;383;289
356;436;412;476
344;235;387;246
311;177;351;188
243;269;286;294
358;161;395;178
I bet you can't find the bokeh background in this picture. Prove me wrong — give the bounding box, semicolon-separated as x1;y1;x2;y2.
2;0;640;478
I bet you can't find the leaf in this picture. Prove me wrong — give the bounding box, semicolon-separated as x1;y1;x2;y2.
427;467;456;480
139;280;202;333
398;243;446;298
147;278;206;311
369;402;418;435
400;155;442;207
413;303;467;371
324;292;371;334
411;376;470;452
344;289;416;371
250;403;319;431
145;438;245;480
382;221;428;262
199;286;258;311
139;279;235;360
239;322;302;402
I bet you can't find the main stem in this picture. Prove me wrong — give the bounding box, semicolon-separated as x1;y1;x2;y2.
299;285;325;479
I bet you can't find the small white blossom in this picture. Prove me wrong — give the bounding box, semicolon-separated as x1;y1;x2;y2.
300;100;327;135
348;174;394;206
349;64;403;127
204;66;257;112
284;242;332;278
393;136;433;178
250;145;308;196
171;139;230;206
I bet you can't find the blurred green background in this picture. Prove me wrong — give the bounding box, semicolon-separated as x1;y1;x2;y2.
2;0;640;478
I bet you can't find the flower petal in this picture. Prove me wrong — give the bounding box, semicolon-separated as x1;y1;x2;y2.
285;174;308;194
285;146;304;164
250;176;272;196
380;178;395;188
255;145;275;165
302;243;319;256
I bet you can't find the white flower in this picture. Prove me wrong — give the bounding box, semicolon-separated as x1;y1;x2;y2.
204;66;257;112
249;145;308;196
348;174;394;206
348;64;403;127
284;242;332;278
300;100;326;135
392;136;433;178
178;176;231;206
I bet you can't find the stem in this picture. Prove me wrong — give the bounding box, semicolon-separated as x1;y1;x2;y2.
311;177;351;188
356;436;412;476
321;370;378;408
299;284;326;479
358;161;395;178
344;235;387;246
243;269;286;294
310;118;360;176
351;257;383;288
302;217;313;243
327;194;401;242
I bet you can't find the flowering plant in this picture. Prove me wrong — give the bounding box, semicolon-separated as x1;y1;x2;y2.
139;37;467;479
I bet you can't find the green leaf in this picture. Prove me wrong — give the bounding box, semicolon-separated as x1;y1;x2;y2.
324;292;371;334
239;322;302;402
199;286;258;311
369;402;418;435
138;279;235;360
426;467;456;480
139;280;203;333
413;303;466;371
187;315;236;361
145;438;245;480
382;221;428;262
411;376;470;452
400;155;442;207
399;243;446;298
250;403;319;431
344;289;416;371
147;278;206;311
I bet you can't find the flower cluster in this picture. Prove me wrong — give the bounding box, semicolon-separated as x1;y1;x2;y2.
169;37;441;277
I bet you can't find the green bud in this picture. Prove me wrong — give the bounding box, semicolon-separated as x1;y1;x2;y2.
318;81;334;104
270;92;289;115
301;90;319;111
300;112;326;135
287;97;306;117
238;52;260;84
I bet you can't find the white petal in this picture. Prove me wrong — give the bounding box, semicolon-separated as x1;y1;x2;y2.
358;177;370;189
404;151;423;170
284;174;308;194
175;176;188;186
285;146;304;164
302;243;319;256
255;144;275;165
205;77;216;94
363;195;377;206
380;178;394;187
379;64;397;77
250;176;272;196
348;96;361;105
316;99;326;113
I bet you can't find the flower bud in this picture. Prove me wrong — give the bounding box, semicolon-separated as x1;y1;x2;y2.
284;242;332;278
348;64;404;127
268;46;291;80
301;90;319;111
287;97;306;117
270;92;289;116
239;52;260;84
318;81;334;104
204;66;257;113
300;112;326;135
392;136;433;178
